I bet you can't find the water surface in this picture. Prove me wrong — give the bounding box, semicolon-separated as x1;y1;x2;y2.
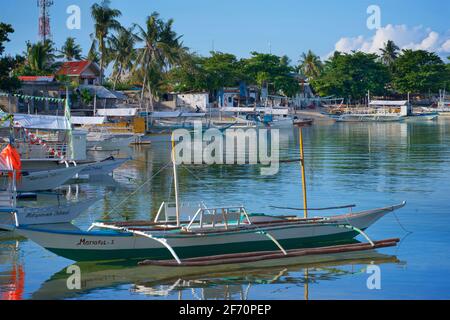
1;120;450;300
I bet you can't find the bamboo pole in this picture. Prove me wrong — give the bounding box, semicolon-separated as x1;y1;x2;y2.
299;128;308;218
171;133;180;227
304;268;309;301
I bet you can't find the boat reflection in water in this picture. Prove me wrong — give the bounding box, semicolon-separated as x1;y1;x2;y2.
0;232;25;300
32;246;401;300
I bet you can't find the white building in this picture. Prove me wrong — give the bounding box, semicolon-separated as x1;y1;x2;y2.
176;92;209;111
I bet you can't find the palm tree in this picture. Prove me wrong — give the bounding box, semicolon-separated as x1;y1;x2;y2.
90;0;122;84
298;50;323;80
380;40;400;68
87;44;100;64
108;26;138;89
24;40;57;74
60;37;82;61
134;12;184;109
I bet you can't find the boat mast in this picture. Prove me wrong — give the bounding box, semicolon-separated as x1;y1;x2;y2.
299;128;308;218
171;133;181;226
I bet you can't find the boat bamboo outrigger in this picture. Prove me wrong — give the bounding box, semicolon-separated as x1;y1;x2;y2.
16;129;406;264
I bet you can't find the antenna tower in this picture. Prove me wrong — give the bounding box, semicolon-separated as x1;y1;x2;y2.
37;0;53;42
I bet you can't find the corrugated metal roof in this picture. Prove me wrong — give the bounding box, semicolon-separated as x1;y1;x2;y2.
18;76;55;82
369;100;408;106
97;108;137;117
56;61;98;76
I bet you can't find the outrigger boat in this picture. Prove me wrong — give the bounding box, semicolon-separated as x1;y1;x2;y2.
0;199;98;231
22;156;130;177
0;169;99;231
16;130;406;263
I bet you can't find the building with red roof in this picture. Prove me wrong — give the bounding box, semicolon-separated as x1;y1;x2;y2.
55;60;101;85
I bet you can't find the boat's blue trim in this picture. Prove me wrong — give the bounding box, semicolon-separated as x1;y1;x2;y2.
18;226;133;237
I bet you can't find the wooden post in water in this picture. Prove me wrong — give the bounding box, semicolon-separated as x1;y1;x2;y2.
171;133;181;227
304;268;309;301
299;128;308;218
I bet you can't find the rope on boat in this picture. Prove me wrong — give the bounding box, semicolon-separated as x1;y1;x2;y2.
106;160;173;218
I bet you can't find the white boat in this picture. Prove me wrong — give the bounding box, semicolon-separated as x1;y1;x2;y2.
222;107;294;128
436;89;450;116
86;130;137;151
0;165;86;192
333;114;405;122
16;202;405;262
404;113;439;121
0;198;99;231
77;157;130;176
21;156;129;177
330;100;412;122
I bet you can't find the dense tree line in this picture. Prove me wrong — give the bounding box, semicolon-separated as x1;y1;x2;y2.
0;0;449;103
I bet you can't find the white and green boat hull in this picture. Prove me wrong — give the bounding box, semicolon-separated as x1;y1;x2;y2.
16;203;404;262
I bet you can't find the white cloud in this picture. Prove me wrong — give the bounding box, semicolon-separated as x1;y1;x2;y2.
440;39;450;52
329;24;450;58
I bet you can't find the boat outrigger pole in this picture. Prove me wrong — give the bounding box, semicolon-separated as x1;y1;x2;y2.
299;128;308;218
171;132;181;227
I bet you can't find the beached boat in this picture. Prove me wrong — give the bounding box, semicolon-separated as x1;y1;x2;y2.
294;118;314;127
16;130;406;263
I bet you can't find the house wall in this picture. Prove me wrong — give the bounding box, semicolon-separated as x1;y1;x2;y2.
80;65;100;85
0;95;18;113
176;93;209;111
221;92;239;108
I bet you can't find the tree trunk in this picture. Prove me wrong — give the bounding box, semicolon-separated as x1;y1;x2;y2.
147;81;154;112
140;70;148;110
99;37;104;85
113;64;122;90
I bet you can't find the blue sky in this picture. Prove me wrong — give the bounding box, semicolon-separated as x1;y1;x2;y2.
1;0;449;63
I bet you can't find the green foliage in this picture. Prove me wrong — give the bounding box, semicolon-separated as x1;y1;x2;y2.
0;23;21;92
240;52;299;96
108;26;138;89
202;52;242;91
298;50;323;80
380;40;400;69
168;51;300;97
311;51;390;100
80;88;94;105
134;11;184;99
60;37;82;61
15;40;57;76
167;53;207;92
91;0;122;83
392;49;448;94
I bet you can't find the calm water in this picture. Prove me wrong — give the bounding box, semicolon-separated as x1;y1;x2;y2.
1;119;450;300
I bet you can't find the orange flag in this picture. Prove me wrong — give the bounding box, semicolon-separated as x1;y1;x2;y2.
0;144;22;180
